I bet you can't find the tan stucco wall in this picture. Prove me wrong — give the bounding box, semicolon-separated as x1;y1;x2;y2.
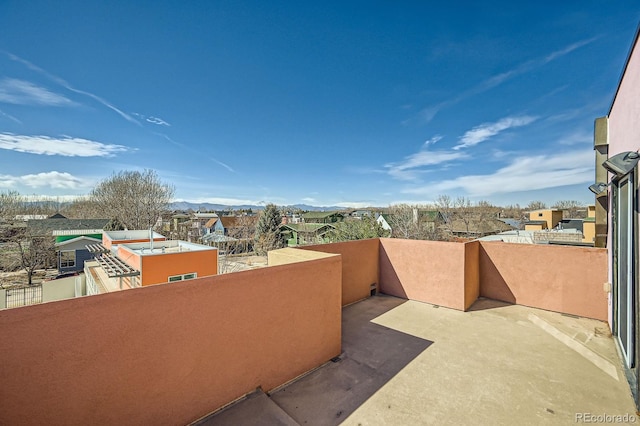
0;256;342;425
582;221;596;244
42;275;81;302
299;239;380;306
479;241;607;321
379;238;478;311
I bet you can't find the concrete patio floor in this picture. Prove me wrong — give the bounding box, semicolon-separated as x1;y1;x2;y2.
196;295;637;425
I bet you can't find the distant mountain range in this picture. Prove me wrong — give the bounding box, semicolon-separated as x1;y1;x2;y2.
169;201;352;212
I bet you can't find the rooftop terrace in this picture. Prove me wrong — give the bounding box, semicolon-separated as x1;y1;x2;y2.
199;295;636;425
0;238;629;424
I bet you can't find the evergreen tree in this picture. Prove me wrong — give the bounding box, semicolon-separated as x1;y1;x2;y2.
254;204;284;255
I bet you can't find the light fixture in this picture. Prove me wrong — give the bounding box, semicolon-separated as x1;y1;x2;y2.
588;182;609;195
602;151;640;177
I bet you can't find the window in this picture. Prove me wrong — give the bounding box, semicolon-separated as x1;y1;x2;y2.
168;272;197;282
60;251;75;268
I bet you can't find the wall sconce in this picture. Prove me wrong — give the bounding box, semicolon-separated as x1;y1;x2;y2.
602;151;640;177
588;182;610;195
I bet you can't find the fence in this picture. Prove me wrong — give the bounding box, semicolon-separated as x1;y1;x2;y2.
5;285;42;308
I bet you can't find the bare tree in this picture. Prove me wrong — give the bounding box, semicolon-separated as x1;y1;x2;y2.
386;204;441;240
552;200;583;219
0;190;24;222
8;228;55;285
89;170;175;230
64;197;104;219
526;200;547;211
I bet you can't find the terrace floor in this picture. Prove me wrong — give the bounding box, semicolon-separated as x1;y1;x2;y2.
196;295;637;425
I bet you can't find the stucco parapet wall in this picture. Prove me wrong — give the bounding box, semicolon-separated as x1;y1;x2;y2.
379;238;479;311
268;247;339;266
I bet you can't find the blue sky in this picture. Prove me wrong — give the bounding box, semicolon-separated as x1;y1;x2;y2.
0;1;638;208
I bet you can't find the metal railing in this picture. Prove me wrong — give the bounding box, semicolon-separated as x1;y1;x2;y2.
5;285;42;308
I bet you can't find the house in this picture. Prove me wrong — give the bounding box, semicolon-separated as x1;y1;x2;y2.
523;209;564;231
302;211;343;224
445;216;514;239
85;230;217;294
25;217;110;273
203;217;225;235
280;223;335;246
593;23;640;409
55;236;102;273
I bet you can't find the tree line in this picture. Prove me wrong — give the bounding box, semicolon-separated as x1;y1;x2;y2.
0;168;590;283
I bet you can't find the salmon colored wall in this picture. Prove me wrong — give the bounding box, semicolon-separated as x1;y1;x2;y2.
116;245;142;270
0;256;342;425
464;241;480;310
300;239;380;306
479;241;608;321
379;238;478;311
140;250;218;286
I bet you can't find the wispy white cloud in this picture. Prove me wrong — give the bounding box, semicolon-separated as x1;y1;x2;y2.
0;133;130;157
423;135;443;146
417;37;598;123
146;116;170;126
0;78;76;107
0;108;22;124
405;149;593;197
385;148;467;181
155;133;235;172
454;115;537;150
301;197;316;203
0;171;84;189
558;129;592;146
133;112;171;126
3;51;140;125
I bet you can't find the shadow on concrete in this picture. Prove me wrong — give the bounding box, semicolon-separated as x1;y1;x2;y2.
478;245;515;304
378;244;408;299
466;297;514;312
268;295;433;425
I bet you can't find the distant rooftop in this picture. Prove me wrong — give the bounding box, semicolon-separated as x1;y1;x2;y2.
104;230;165;241
121;240;217;256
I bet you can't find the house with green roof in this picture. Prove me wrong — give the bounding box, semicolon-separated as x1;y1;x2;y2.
27;215;110;273
280;223;336;246
302;211;344;224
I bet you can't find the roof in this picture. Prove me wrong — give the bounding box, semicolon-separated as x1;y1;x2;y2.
220;216;258;228
55;236;102;247
120;240;217;256
204;218;219;228
104;230;165;241
193;213;219;219
302;211;343;219
27;218;110;234
281;223;335;233
525;220;547;225
447;217;514;235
